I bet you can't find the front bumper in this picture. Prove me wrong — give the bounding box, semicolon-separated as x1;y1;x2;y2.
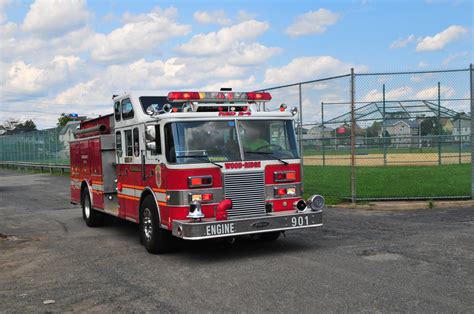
172;210;323;240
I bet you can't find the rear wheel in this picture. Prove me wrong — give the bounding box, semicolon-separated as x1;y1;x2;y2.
82;189;103;227
140;195;173;254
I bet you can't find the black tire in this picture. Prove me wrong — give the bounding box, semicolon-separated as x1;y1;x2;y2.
140;195;173;254
259;231;281;242
82;189;103;227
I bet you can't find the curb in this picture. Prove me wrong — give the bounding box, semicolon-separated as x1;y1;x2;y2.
329;200;474;211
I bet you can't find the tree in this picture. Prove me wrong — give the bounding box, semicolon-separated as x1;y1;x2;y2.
57;113;73;127
420;117;443;136
382;130;391;145
0;119;36;134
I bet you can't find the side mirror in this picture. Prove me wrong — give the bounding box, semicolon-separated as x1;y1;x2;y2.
117;149;123;157
291;106;298;116
145;125;156;141
146;142;157;152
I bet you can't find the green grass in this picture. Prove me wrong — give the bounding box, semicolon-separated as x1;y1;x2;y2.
303;164;471;204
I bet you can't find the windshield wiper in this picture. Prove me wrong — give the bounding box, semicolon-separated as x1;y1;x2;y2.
176;154;223;168
245;151;288;165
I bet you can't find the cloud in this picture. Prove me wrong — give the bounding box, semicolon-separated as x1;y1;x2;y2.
3;55;82;97
285;9;339;37
416;25;468;52
416;85;455;99
22;0;90;37
193;10;231;25
176;19;269;56
263;56;365;86
362;86;413;102
389;34;416;49
442;51;469;65
91;7;191;62
418;61;429;68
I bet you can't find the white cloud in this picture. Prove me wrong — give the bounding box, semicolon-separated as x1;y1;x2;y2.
22;0;90;37
193;10;231;25
91;7;191;62
2;56;83;97
203;76;257;91
418;61;429;68
416;85;455;99
362;86;413;102
442;51;469;65
389;34;416;49
285;9;339;37
263;56;365;86
416;25;468;52
227;42;281;66
176;19;269;56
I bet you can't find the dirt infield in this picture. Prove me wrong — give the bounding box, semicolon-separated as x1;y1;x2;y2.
304;152;471;166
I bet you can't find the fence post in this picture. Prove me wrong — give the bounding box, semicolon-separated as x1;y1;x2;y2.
350;68;356;203
458;117;462;164
298;84;304;179
382;84;387;166
321;102;325;166
438;81;441;165
470;64;474;199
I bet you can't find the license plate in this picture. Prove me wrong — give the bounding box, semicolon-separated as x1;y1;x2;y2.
205;222;236;236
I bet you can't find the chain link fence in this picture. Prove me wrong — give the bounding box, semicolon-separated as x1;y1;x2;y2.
0;66;472;202
0;127;70;166
260;65;473;202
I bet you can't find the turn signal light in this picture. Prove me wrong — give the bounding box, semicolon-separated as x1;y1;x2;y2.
274;186;297;197
191;193;213;202
274;171;296;182
188;176;213;188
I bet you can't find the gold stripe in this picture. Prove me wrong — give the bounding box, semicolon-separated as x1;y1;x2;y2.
122;184;145;189
118;194;140;201
158;201;167;207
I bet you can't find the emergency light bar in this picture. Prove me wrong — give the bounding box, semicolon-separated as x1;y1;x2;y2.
167;91;272;103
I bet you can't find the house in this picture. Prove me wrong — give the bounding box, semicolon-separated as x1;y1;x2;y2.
58;121;81;159
452;117;470;142
379;119;418;147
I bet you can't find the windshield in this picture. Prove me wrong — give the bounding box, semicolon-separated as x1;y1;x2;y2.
240;120;299;160
165;119;299;164
165;121;241;163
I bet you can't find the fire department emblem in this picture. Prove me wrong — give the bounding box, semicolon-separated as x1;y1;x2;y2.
155;164;162;187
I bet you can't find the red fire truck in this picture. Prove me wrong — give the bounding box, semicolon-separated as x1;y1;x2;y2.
70;90;324;253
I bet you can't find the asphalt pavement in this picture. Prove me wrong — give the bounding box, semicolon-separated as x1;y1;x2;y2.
0;168;473;312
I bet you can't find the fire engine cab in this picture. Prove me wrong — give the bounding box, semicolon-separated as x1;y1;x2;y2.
70;90;324;254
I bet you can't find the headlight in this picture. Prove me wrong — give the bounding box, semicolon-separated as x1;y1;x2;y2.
307;195;325;211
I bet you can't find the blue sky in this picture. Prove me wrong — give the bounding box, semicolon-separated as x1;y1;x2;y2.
0;0;472;128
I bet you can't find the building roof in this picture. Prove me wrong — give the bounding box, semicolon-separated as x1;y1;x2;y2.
59;121;80;136
382;119;418;128
324;100;464;124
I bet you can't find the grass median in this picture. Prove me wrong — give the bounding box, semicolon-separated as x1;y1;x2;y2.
303;164;471;204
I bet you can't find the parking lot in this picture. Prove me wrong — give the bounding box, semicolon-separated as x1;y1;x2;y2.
0;168;473;312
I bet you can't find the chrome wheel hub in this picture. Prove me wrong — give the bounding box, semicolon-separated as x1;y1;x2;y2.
143;208;153;242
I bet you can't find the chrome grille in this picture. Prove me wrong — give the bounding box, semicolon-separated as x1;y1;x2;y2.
224;172;266;218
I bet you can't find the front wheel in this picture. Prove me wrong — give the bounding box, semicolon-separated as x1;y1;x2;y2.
140;196;173;254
